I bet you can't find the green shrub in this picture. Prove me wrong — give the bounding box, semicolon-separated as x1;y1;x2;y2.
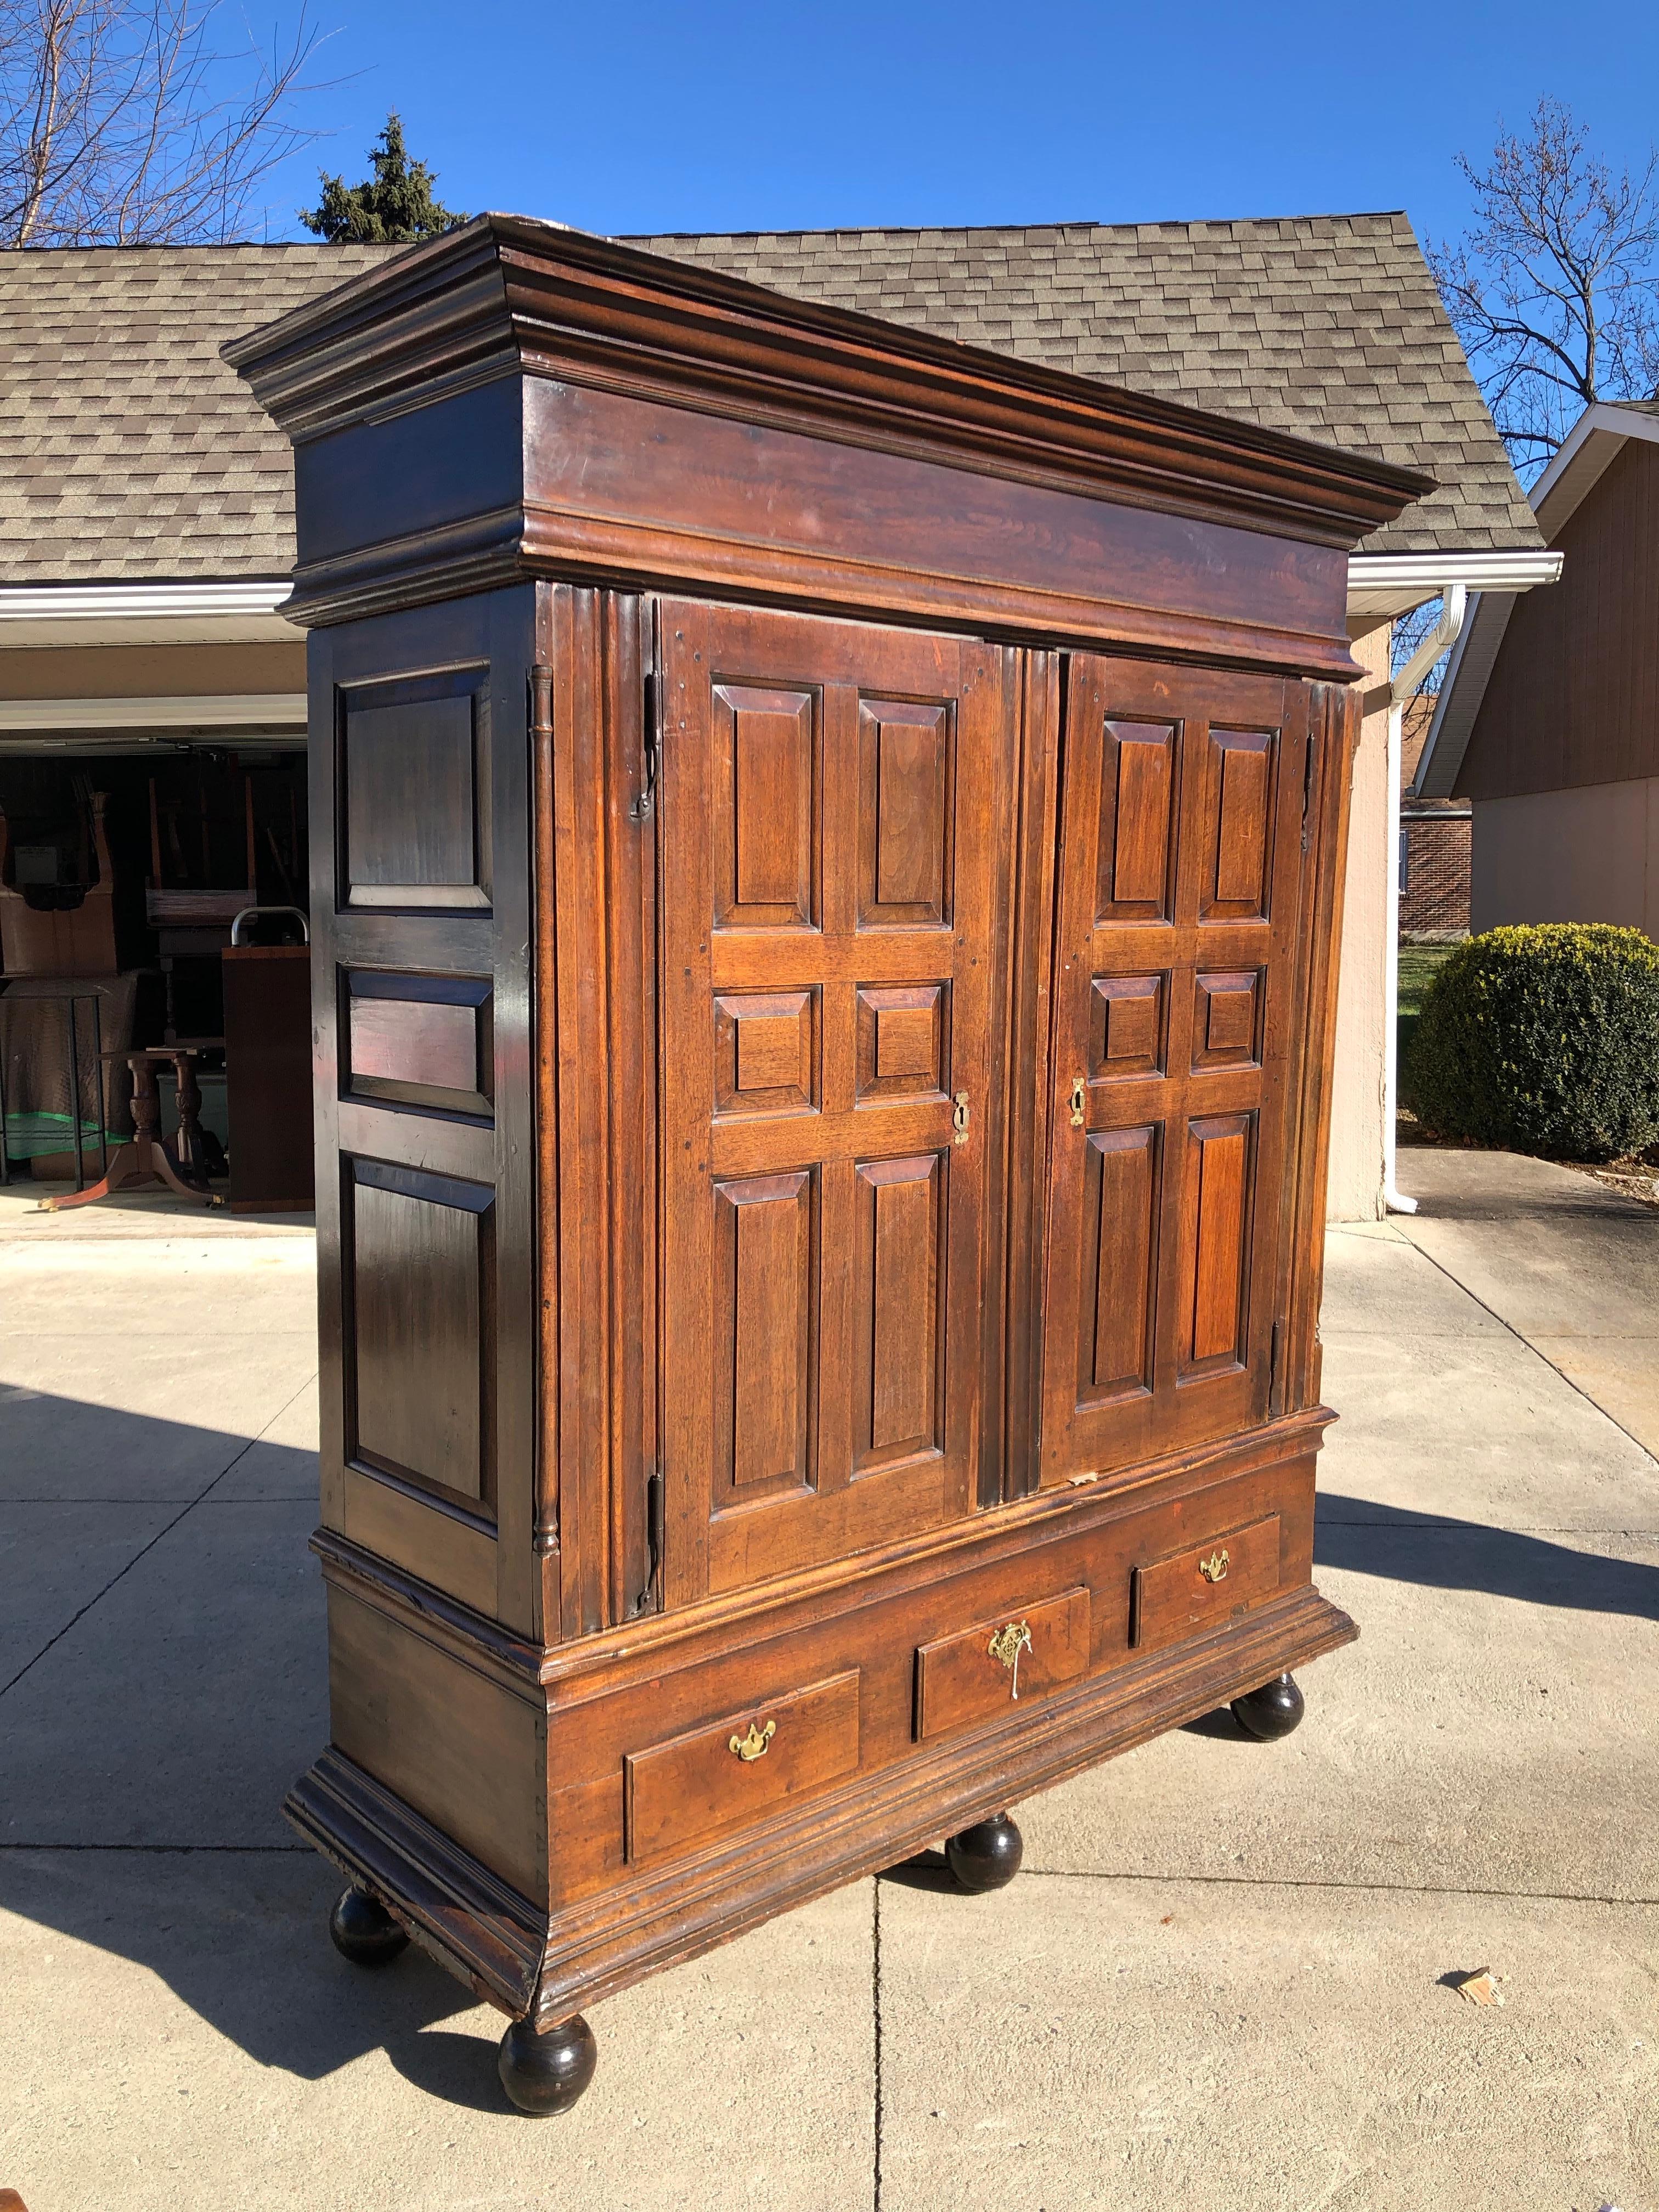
1402;923;1659;1162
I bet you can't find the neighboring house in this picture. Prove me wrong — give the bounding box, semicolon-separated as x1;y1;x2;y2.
1;213;1551;1216
1418;400;1659;938
1399;690;1470;939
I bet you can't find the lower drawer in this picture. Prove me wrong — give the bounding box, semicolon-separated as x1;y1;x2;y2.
915;1585;1091;1740
1130;1513;1281;1651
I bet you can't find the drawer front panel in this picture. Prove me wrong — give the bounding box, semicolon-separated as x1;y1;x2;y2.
1131;1512;1280;1650
916;1585;1091;1741
625;1669;861;1865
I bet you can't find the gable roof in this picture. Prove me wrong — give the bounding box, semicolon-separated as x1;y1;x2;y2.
0;211;1538;587
627;213;1541;560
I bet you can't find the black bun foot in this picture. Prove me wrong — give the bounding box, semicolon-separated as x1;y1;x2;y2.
498;2013;599;2115
944;1812;1024;1892
1230;1672;1306;1741
329;1884;409;1967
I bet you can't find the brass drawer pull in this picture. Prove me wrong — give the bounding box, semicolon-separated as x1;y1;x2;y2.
1198;1549;1229;1584
987;1618;1033;1699
729;1719;775;1762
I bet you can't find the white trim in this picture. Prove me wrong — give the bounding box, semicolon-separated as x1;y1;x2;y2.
1529;403;1659;534
0;691;306;732
1346;548;1560;622
0;579;300;645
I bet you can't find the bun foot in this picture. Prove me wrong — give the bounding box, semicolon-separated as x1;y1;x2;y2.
944;1812;1023;1892
329;1885;409;1967
498;2013;599;2115
1231;1672;1306;1741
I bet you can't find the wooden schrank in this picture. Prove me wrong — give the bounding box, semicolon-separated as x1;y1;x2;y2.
227;214;1427;2116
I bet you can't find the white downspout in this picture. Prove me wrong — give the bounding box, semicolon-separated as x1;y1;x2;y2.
1384;582;1467;1215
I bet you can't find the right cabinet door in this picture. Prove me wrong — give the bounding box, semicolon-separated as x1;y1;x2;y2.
1039;655;1309;1486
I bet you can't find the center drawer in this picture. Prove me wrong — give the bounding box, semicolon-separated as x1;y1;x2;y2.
915;1585;1092;1740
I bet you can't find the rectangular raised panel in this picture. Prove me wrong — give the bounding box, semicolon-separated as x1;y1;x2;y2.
1205;729;1273;919
855;982;947;1103
714;1170;814;1498
1090;973;1165;1079
1131;1513;1282;1651
624;1671;861;1867
1097;720;1176;921
714;684;815;928
340;673;489;910
915;1586;1092;1741
347;1159;493;1507
859;698;952;925
1184;1114;1252;1368
345;972;492;1116
854;1153;943;1470
714;990;816;1118
1079;1126;1159;1402
1193;970;1261;1073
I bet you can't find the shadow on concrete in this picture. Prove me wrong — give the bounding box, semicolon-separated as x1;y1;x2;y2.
1316;1494;1659;1621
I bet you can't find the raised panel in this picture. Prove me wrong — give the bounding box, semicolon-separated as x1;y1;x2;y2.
347;1158;493;1507
855;982;948;1103
713;1170;815;1500
1192;969;1262;1073
714;990;817;1119
1183;1113;1254;1370
854;1152;943;1471
1079;1126;1159;1404
1089;973;1165;1080
1096;720;1176;922
714;684;816;928
859;698;952;925
345;972;492;1116
1204;728;1273;920
339;672;489;910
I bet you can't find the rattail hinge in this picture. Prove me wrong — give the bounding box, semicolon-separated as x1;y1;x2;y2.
631;666;659;822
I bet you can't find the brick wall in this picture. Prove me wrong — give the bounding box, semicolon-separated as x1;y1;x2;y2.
1401;808;1470;938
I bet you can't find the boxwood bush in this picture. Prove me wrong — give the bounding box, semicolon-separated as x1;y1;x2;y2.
1403;923;1659;1161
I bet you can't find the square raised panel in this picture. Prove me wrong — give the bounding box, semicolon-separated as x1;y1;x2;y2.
858;697;953;926
338;669;490;910
344;971;493;1117
1202;727;1275;921
714;990;817;1118
1096;720;1177;923
1193;970;1262;1072
1089;974;1165;1080
713;684;817;929
855;983;948;1103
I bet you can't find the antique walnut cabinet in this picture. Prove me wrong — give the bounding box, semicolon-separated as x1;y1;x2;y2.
228;218;1425;2113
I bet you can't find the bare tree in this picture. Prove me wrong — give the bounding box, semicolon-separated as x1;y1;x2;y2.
1428;98;1659;477
0;0;326;247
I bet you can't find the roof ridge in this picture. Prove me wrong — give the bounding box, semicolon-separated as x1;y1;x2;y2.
627;210;1412;244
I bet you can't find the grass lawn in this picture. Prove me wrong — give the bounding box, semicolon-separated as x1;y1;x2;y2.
1398;941;1458;1018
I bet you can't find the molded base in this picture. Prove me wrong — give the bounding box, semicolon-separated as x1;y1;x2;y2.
499;2013;599;2115
329;1885;409;1967
945;1812;1024;1892
1230;1672;1305;1741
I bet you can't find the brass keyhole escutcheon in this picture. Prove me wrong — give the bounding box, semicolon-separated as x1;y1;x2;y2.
729;1719;776;1762
952;1091;971;1144
988;1619;1033;1699
1198;1549;1229;1584
1069;1077;1086;1128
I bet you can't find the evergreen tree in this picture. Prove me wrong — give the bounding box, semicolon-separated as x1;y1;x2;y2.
300;114;466;244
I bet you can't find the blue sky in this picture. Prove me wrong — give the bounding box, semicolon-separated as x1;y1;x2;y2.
251;0;1657;254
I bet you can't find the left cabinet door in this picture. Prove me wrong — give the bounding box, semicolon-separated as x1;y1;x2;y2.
658;601;1013;1600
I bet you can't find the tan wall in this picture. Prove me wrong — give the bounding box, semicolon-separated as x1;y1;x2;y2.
1326;621;1393;1222
1471;779;1659;937
1;641;306;699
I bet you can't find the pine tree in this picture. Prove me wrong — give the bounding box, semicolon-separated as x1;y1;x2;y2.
300;114;466;244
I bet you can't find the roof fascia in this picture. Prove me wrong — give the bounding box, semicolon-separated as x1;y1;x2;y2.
0;580;299;645
1531;403;1659;535
0;691;305;733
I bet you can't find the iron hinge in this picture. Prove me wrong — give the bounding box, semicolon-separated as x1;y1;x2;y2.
631;666;659;822
631;1467;665;1616
1301;729;1317;853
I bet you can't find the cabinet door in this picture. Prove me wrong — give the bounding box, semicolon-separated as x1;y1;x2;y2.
1039;656;1307;1485
659;601;1011;1598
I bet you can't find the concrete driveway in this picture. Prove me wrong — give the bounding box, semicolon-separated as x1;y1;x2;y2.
2;1156;1655;2211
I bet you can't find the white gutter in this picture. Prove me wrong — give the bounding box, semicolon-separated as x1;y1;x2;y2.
0;580;299;644
1384;583;1468;1216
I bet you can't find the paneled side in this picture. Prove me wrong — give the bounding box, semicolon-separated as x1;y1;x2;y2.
339;671;490;910
714;990;817;1118
347;1158;494;1508
1192;970;1262;1073
1183;1113;1254;1370
714;684;816;928
345;972;493;1116
1078;1126;1159;1403
854;1153;944;1471
855;983;947;1103
713;1170;815;1502
1204;729;1274;920
1096;720;1177;921
859;698;953;925
1090;974;1165;1080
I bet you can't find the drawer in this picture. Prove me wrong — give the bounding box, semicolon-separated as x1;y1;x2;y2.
1131;1513;1280;1651
916;1585;1091;1741
624;1669;861;1865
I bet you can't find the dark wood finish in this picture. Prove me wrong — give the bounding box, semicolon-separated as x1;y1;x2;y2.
230;221;1421;2081
498;2013;598;2116
944;1813;1024;1892
1231;1671;1307;1740
329;1883;410;1965
223;944;315;1211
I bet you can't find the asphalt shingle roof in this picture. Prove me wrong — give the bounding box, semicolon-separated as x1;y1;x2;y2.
0;212;1539;584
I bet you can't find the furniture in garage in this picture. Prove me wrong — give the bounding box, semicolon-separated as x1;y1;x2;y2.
229;217;1426;2113
222;908;315;1212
